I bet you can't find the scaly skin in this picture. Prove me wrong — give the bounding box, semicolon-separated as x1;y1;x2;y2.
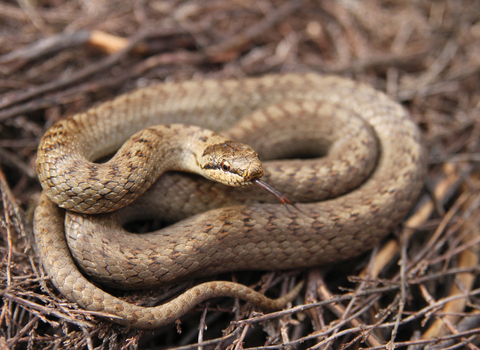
33;73;426;328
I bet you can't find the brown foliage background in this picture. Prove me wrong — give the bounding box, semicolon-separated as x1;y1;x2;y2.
1;0;480;349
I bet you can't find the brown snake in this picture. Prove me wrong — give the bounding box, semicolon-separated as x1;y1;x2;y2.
33;73;426;329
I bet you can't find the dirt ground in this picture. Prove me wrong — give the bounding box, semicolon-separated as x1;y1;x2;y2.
1;0;480;349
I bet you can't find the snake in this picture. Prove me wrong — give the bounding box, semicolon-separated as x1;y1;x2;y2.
33;73;426;329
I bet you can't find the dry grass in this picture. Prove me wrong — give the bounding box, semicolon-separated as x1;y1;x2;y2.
1;0;480;349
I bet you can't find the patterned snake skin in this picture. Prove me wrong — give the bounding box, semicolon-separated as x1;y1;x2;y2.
34;73;426;328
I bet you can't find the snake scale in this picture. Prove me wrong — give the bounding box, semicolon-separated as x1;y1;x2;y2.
33;73;426;329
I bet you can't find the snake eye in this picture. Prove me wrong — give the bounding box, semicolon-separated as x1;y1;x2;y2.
221;160;231;172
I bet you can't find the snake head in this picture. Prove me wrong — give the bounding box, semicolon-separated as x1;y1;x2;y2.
200;140;264;187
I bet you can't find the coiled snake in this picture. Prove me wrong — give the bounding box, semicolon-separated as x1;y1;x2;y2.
33;73;425;329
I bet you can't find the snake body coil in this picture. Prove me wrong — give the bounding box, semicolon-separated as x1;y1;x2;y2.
34;73;425;328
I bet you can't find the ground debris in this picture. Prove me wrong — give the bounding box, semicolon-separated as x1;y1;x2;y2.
1;1;479;349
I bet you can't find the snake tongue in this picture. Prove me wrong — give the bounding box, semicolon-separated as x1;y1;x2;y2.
253;179;293;205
